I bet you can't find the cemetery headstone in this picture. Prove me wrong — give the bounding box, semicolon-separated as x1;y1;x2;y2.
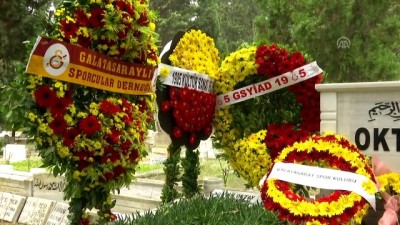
3;144;26;163
18;197;56;225
59;213;70;225
45;202;69;225
317;82;400;172
0;191;26;223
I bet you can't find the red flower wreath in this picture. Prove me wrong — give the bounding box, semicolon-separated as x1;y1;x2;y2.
255;44;323;159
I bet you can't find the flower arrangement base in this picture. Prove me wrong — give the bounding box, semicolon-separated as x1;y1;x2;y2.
361;199;385;225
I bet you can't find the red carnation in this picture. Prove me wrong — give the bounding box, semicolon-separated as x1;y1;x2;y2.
50;97;72;116
120;140;132;152
74;9;89;26
103;172;114;181
77;35;91;48
100;100;121;115
115;0;134;16
129;150;139;161
34;85;57;108
49;116;68;135
138;12;149;26
60;19;79;40
122;114;133;125
79;115;101;137
113;165;125;177
89;7;105;28
105;129;122;144
78;160;90;171
121;98;133;112
63;128;80;148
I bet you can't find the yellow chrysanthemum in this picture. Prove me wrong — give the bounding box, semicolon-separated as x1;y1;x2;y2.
169;29;219;78
377;172;400;194
159;66;170;79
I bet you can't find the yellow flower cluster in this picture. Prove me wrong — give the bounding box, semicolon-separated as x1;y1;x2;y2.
213;46;269;187
264;133;375;225
169;29;220;78
159;66;170;79
213;47;258;148
214;46;257;94
231;130;271;187
377;172;400;194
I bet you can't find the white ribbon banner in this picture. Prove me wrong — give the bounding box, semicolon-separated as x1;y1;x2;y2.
158;63;214;93
263;162;378;210
216;61;323;108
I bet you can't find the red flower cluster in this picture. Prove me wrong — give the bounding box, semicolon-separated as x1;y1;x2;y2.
33;85;143;182
264;123;309;159
58;0;157;63
256;44;323;159
161;86;216;145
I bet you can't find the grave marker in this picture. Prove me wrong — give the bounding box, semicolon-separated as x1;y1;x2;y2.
3;144;26;163
45;202;69;225
18;197;56;225
0;192;26;223
59;213;70;225
317;82;400;172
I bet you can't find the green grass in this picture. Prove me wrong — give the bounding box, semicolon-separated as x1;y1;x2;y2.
136;163;164;173
11;158;44;171
145;159;248;190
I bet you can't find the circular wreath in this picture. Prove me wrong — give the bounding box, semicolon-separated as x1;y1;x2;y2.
213;44;323;186
260;133;376;225
23;0;157;224
156;29;219;149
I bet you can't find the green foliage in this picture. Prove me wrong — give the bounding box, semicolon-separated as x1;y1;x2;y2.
0;0;54;84
161;143;182;203
230;74;300;138
181;148;201;198
0;38;36;132
254;0;400;82
112;193;292;225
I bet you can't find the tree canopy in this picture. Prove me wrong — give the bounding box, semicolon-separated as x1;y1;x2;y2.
0;0;54;131
254;0;400;82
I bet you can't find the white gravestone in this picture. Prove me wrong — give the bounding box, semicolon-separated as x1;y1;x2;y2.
45;202;69;225
0;192;26;223
317;81;400;172
18;197;56;225
59;213;70;225
3;144;26;163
